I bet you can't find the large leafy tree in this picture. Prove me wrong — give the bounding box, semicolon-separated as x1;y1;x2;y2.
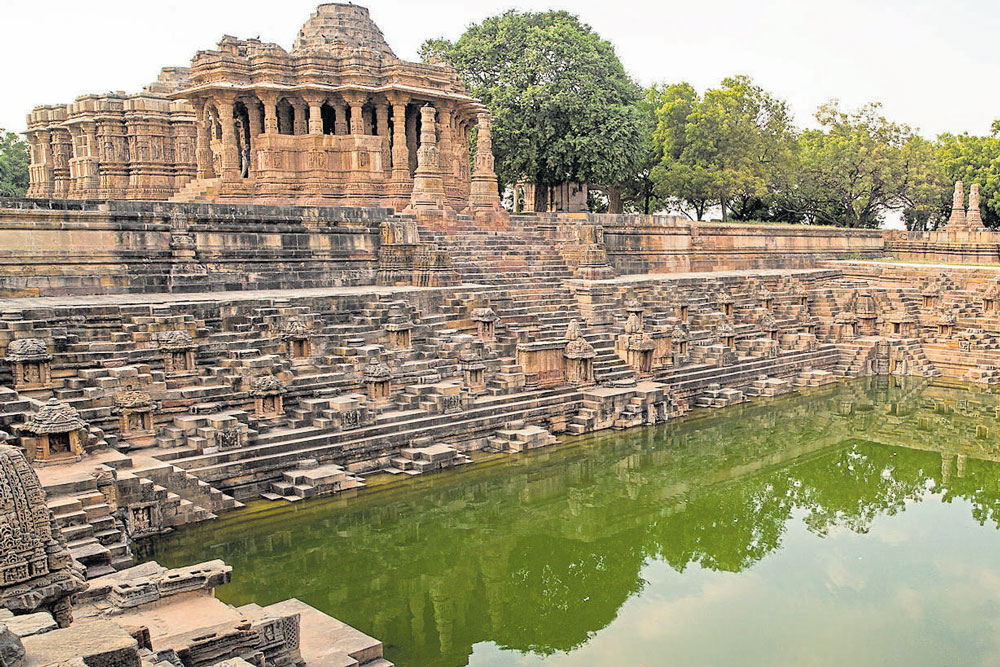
786;102;941;228
0;130;29;199
420;10;645;211
619;85;671;214
932;131;1000;229
651;76;796;221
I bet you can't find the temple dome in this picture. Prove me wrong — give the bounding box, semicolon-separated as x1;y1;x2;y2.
292;3;397;59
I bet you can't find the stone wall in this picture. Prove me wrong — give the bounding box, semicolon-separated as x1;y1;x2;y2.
595;214;886;274
0;199;385;297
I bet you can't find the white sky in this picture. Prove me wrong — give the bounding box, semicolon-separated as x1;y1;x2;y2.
2;0;997;138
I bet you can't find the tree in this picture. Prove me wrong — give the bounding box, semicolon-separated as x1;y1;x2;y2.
620;85;671;214
651;76;796;221
0;130;29;199
933;132;1000;229
785;102;940;228
420;11;645;211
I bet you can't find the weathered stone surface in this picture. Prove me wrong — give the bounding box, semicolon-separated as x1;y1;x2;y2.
20;620;138;667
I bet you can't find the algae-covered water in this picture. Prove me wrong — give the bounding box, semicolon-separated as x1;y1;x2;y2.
140;377;1000;666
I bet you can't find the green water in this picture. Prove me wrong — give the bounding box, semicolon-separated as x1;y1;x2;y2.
140;377;1000;666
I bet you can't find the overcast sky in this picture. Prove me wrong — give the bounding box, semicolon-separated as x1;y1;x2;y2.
2;0;998;138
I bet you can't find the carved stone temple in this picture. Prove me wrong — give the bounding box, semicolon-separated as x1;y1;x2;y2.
10;4;1000;667
24;3;501;215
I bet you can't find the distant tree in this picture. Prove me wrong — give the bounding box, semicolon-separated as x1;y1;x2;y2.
620;85;671;214
420;10;645;211
933;131;1000;229
785;102;939;228
0;130;29;198
651;76;796;221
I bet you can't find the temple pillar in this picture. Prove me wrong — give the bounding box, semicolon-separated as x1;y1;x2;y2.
344;93;367;135
376;102;390;171
406;106;418;174
463;111;508;225
404;105;447;213
292;100;308;135
388;93;410;181
247;100;263;137
334;104;349;135
217;97;240;181
259;93;278;135
305;95;325;135
195;101;215;179
437;106;454;186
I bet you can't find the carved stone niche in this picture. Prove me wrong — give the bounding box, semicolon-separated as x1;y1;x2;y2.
671;325;690;366
937;313;957;338
384;305;413;350
624;298;644;329
363;357;393;405
758;312;779;341
793;282;810;307
716;320;736;349
251;375;286;419
621;314;655;375
0;444;86;625
759;288;774;313
921;283;941;309
887;313;916;338
470;307;499;343
125;501;162;539
283;318;312;361
112;390;155;444
154;331;196;376
716;287;735;319
5;338;53;390
460;349;487;395
984;283;1000;314
564;320;596;386
835;312;858;340
18;398;87;464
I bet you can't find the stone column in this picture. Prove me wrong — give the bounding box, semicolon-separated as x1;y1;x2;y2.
376;102;390;171
334;103;349;135
292;100;308;135
259;93;279;135
195;100;214;179
463;111;508;224
405;105;447;213
305;95;325;135
437;106;454;186
247;100;263;137
217;97;239;181
343;93;367;135
388;93;410;181
405;106;418;174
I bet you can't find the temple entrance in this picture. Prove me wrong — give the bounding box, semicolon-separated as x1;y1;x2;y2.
322;103;336;134
277;98;295;135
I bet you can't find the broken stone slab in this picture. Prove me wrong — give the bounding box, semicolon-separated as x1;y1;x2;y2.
3;613;56;639
0;624;25;667
20;620;138;667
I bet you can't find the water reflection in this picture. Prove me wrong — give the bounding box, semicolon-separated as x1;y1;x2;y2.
141;377;1000;666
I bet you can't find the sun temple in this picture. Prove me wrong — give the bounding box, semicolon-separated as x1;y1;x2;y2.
7;3;1000;666
23;3;501;218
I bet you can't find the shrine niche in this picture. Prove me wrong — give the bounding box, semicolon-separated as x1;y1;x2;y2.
716;287;735;318
937;313;957;338
835;312;858;340
984;283;1000;314
671;325;691;365
283;319;312;360
18;399;87;464
5;338;52;390
793;282;809;307
384;305;413;350
471;307;499;343
155;330;196;376
363;357;393;405
125;502;162;539
251;375;286;419
850;291;879;335
624;298;644;329
112;390;155;445
716;320;737;349
759;312;779;341
759;288;774;313
0;444;86;624
921;283;941;309
620;313;655;375
563;320;596;386
887;313;917;338
460;349;487;395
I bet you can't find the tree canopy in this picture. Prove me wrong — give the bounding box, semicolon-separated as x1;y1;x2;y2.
420;10;645;210
0;130;29;199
